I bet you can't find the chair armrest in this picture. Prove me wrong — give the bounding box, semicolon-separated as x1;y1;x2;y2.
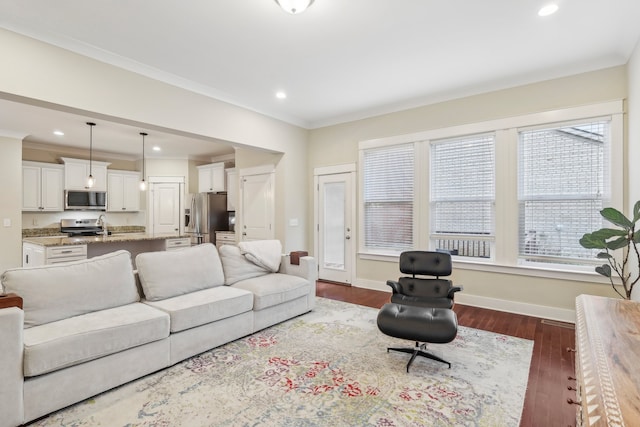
0;306;25;426
386;280;402;295
279;255;318;284
447;285;463;299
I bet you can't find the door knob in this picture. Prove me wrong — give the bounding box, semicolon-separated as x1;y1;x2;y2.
345;235;351;240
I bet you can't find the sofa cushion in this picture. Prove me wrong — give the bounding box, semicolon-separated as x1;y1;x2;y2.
144;285;254;333
1;250;139;328
232;273;311;311
136;243;225;301
23;302;169;377
219;244;270;285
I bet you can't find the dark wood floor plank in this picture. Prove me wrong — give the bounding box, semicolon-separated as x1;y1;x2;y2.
316;281;575;427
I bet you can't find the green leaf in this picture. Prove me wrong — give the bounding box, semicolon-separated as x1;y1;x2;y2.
595;264;612;277
579;234;606;249
592;228;627;239
605;236;630;251
596;252;613;259
601;207;633;228
633;201;640;223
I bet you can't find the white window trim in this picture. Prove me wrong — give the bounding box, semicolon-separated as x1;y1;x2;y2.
358;142;419;255
357;100;624;276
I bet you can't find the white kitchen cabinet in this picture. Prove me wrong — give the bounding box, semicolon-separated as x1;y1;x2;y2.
226;168;238;211
22;161;64;212
165;237;191;251
108;170;141;212
197;162;225;193
61;157;110;191
22;243;87;266
22;242;45;267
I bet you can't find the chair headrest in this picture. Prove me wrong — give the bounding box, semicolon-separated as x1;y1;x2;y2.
399;251;452;277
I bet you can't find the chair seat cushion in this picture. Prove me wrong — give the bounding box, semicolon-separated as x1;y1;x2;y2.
377;303;458;344
23;303;169;377
143;286;254;333
390;294;454;309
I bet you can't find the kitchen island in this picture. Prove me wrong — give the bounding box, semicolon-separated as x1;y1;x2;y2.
22;233;191;267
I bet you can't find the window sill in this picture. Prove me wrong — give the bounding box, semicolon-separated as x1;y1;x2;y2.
358;251;613;284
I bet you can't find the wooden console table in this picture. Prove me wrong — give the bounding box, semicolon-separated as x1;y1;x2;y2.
574;294;640;426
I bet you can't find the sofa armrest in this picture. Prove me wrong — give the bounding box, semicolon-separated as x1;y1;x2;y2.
0;307;25;427
279;255;318;284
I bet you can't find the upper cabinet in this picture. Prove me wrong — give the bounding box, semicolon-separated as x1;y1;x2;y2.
197;162;225;193
226;168;238;211
22;161;64;212
61;157;110;191
107;170;141;212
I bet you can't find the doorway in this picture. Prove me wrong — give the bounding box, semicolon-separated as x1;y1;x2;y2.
239;166;275;241
147;178;184;235
315;165;356;284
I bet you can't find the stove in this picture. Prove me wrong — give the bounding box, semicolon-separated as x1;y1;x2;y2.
60;218;104;236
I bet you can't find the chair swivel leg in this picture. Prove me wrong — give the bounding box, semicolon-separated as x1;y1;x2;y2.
387;342;451;372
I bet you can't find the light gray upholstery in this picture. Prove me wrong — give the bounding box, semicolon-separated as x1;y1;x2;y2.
232;273;311;310
23;303;169;377
136;243;225;301
143;285;253;333
0;307;24;427
219;244;270;285
1;250;138;328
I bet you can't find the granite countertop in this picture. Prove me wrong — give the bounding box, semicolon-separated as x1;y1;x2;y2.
23;233;190;247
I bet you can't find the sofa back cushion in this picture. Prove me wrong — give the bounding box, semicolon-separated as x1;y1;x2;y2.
219;244;270;285
135;243;225;301
1;250;138;328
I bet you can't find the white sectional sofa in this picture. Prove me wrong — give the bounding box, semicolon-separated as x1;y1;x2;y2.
0;242;316;427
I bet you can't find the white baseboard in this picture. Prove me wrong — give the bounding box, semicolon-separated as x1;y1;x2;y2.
353;278;576;324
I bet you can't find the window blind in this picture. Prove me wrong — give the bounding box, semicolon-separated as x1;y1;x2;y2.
518;120;608;263
362;143;414;252
430;133;495;258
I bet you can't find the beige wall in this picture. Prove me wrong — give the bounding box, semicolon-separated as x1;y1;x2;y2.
0;28;309;268
0;135;24;275
308;66;628;318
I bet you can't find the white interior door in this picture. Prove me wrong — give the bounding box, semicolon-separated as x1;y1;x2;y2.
317;171;355;284
150;182;181;235
240;172;274;241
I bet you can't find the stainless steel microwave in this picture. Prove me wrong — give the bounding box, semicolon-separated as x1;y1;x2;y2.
64;190;107;211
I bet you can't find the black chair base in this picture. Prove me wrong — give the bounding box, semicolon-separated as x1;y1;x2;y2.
388;341;451;372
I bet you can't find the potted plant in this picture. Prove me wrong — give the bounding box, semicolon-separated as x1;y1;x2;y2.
579;201;640;299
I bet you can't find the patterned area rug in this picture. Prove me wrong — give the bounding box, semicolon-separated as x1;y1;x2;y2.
31;298;533;427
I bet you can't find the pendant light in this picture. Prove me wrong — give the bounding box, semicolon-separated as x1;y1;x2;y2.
86;122;96;189
139;132;147;191
275;0;315;14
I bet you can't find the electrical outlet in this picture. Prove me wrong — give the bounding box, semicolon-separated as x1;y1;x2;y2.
3;218;11;227
32;218;38;226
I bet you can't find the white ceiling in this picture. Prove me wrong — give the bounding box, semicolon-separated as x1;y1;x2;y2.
1;0;639;159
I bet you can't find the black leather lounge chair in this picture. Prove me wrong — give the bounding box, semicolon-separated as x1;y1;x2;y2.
377;251;462;372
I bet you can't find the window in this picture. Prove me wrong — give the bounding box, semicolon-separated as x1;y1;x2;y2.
362;143;415;253
430;133;495;258
518;120;609;265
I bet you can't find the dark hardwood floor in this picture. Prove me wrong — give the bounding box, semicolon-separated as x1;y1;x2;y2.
316;281;576;427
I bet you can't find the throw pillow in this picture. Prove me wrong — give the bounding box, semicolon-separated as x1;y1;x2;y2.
219;245;270;285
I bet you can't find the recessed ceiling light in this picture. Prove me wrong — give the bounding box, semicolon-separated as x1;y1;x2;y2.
538;4;559;16
152;146;161;152
53;130;64;136
276;91;287;99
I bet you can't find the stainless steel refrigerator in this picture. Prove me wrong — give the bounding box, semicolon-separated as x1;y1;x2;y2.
186;193;229;245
